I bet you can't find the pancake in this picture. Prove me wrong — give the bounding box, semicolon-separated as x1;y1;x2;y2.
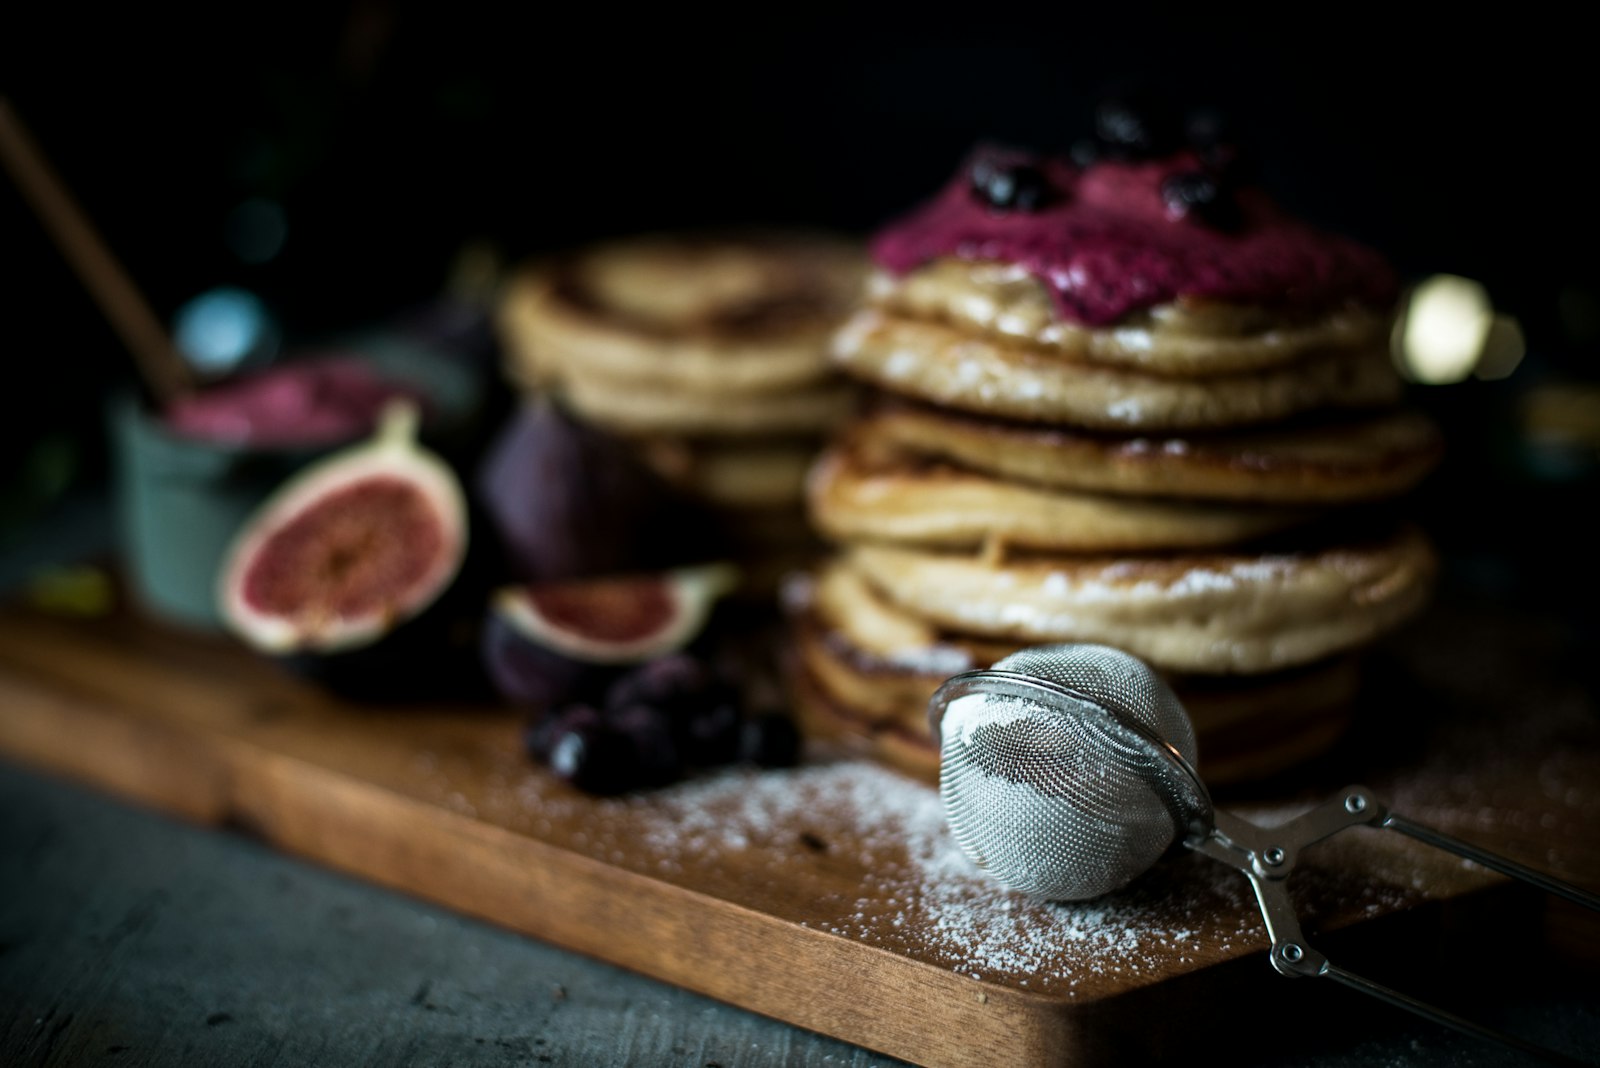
789;661;942;784
831;308;1403;431
788;606;1362;788
805;556;1015;666
866;260;1393;377
843;523;1436;674
633;435;819;508
797;558;1362;722
851;402;1444;504
806;433;1319;552
553;371;857;436
499;232;865;396
791;146;1426;788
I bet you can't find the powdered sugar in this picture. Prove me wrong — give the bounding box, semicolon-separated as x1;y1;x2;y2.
881;643;973;676
388;596;1596;1024
427;741;1450;999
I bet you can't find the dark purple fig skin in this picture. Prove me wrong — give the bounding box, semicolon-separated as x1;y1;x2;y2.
474;395;698;582
480;611;616;709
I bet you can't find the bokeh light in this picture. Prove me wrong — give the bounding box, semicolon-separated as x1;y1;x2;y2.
172;286;280;376
1394;274;1492;384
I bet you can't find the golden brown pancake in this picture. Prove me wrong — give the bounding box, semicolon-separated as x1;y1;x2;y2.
788;605;1361;788
831;308;1403;431
867;260;1394;376
633;435;820;509
795;559;1363;728
843;523;1436;674
851;402;1444;504
806;432;1319;552
500;232;865;396
789;663;943;784
804;556;1016;666
551;372;857;436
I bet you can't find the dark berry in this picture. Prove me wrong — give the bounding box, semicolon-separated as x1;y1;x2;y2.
676;699;743;766
605;653;722;716
1068;138;1099;169
524;703;604;762
607;703;682;787
548;721;640;795
1161;170;1242;231
969;156;1059;212
1093;87;1183;161
740;712;801;769
1185;109;1252;180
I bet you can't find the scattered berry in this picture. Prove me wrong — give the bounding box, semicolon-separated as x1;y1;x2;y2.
548;720;640;796
1093;88;1182;161
969;156;1059;212
607;703;682;787
1185;109;1252;180
605;653;725;716
524;703;603;762
530;648;803;794
1162;170;1242;231
676;699;743;766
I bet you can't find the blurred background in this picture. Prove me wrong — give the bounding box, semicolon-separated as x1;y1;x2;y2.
3;8;1597;617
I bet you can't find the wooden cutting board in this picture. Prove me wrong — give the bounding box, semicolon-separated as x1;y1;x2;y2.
0;601;1594;1067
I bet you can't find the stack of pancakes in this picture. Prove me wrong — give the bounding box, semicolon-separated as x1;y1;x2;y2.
497;232;865;590
790;176;1443;786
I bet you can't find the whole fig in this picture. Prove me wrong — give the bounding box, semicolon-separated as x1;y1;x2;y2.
475;394;694;581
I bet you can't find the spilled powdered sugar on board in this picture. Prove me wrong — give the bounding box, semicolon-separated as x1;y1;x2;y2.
416;738;1476;999
405;600;1597;1001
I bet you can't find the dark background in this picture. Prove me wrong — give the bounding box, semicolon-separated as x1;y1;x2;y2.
4;8;1597;605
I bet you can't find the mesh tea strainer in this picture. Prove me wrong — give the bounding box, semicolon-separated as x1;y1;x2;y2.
930;643;1600;1065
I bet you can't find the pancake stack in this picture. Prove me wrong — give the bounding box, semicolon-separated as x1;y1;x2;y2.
497;232;865;591
789;144;1443;786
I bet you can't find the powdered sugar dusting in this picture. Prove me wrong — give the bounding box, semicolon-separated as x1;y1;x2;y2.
402;599;1597;1005
418;738;1454;1000
615;756;1263;992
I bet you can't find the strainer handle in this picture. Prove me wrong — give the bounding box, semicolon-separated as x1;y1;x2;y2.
1373;809;1600;912
1198;790;1599;1065
1234;872;1593;1066
1320;963;1595;1067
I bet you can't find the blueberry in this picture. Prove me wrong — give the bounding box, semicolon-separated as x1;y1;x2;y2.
740;712;801;769
548;721;640;795
1093;87;1183;161
607;703;682;787
676;699;743;766
524;703;603;762
1069;138;1100;170
1185;109;1252;180
605;653;721;716
1162;170;1242;231
969;156;1059;212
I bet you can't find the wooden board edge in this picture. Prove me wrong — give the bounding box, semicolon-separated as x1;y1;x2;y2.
0;670;1086;1068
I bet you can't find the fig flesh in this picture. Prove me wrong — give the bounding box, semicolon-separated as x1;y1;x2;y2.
482;563;737;708
217;401;469;659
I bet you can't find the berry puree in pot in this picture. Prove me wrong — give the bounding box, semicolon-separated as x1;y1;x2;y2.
164;355;427;448
871;146;1397;327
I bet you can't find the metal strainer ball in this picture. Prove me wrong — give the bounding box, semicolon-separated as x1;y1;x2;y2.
934;644;1209;900
929;642;1600;1064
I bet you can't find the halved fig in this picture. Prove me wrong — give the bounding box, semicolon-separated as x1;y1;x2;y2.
217;401;468;657
482;563;738;707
